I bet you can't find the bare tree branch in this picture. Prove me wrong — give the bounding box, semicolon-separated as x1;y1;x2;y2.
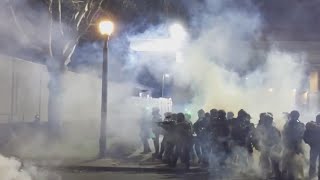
9;5;29;41
63;38;79;65
58;0;63;35
48;0;53;57
76;9;86;31
49;0;52;14
84;0;104;29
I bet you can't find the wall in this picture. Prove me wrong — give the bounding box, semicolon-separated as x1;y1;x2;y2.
0;55;173;125
0;55;49;123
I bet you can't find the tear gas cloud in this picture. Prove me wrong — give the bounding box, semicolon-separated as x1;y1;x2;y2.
0;154;57;180
0;0;313;177
130;1;309;177
131;0;308;125
0;0;144;162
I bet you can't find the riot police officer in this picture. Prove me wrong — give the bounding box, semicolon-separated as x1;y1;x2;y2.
282;110;305;179
255;113;281;179
157;112;176;163
158;112;172;160
230;109;254;167
151;107;162;157
193;109;209;164
304;114;320;179
171;113;193;169
212;110;230;166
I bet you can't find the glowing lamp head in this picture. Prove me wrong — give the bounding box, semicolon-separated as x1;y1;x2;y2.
169;23;186;41
99;20;114;36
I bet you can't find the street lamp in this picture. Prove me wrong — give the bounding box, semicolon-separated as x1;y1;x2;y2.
98;20;114;158
169;23;187;41
162;74;170;97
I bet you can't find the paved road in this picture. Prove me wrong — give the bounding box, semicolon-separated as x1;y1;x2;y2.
58;172;210;180
55;170;263;180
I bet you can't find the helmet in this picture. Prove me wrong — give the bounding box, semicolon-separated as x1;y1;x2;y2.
177;113;185;122
164;112;172;119
260;112;267;120
198;109;205;118
218;110;226;118
227;112;234;118
290;110;300;121
316;114;320;124
238;109;247;118
265;113;273;125
210;109;218;117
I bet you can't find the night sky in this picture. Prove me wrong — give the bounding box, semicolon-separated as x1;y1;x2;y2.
1;0;320;98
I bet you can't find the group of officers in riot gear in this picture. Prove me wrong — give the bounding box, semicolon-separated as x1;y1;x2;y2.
140;107;320;180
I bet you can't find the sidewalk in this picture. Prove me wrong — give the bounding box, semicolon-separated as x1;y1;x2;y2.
40;152;206;173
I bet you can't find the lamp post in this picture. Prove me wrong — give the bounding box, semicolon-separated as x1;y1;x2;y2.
98;20;114;158
162;74;170;97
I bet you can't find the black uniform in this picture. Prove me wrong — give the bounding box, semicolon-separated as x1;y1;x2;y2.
171;113;193;169
151;108;162;156
230;109;254;166
304;118;320;179
158;118;176;163
193;109;209;162
282;111;305;180
230;115;252;147
193;114;209;164
255;113;281;179
211;110;230;166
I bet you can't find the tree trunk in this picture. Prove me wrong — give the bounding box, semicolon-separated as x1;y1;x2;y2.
47;58;65;139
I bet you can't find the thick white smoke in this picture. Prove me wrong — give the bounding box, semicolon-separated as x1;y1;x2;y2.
128;1;308;177
0;155;32;180
0;0;148;161
0;1;311;179
178;0;308;178
131;0;307;123
0;155;57;180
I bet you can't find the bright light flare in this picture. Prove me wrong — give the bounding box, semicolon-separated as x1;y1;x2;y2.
268;88;273;92
99;20;114;36
164;74;170;78
169;23;187;41
130;39;176;52
303;91;309;101
129;24;187;53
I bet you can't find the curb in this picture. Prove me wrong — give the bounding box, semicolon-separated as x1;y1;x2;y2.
40;165;208;174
